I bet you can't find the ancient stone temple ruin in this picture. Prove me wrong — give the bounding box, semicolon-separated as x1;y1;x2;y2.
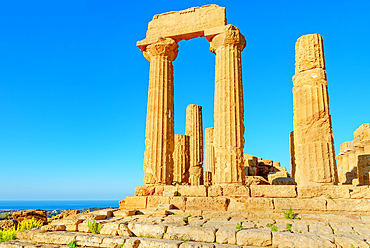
123;5;370;214
337;124;370;185
137;5;247;187
6;5;370;248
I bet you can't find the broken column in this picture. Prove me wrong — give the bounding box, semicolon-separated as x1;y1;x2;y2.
173;134;190;184
210;24;246;184
293;34;338;185
141;37;178;185
185;104;204;185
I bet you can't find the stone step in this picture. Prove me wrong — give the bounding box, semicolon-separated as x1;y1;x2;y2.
0;238;265;248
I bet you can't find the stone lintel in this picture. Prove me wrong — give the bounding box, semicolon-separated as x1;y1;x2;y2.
137;4;226;51
137;26;227;52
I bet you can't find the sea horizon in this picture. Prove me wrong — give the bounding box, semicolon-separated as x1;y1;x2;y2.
0;200;120;210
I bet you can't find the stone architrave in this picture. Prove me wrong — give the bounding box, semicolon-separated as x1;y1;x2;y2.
185;104;204;185
209;24;246;184
204;127;215;175
173;134;190;184
142;37;178;185
292;34;338;185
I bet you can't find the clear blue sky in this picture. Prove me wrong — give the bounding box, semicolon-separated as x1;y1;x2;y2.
0;0;369;200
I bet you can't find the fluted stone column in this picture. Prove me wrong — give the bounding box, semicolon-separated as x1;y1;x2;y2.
204;127;215;175
210;24;246;184
293;34;338;185
290;131;296;178
185;104;203;185
173;134;190;184
142;37;178;185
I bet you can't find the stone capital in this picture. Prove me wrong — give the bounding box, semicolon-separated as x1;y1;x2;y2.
209;25;246;53
143;37;179;62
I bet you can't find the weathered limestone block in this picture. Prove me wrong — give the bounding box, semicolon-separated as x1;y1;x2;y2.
12;209;48;225
236;229;272;247
350;186;370;198
297;185;350;199
101;236;128;248
75;233;106;247
0;220;18;230
137;5;226;48
244;176;269;186
309;223;333;235
209;25;246;185
138;238;183;248
147;196;170;209
333;235;370;248
125;196;147;209
293;34;338;186
178;185;207;197
179;242;214;248
164;225;216;243
250;185;297;198
186;197;228;211
186;104;204;186
113;210;137;217
221;185;250;197
173;134;190;184
142;37;178;185
169;197;186;210
119;199;125;209
127;223;167;239
268;171;289;184
204;128;215;176
271;177;297;185
326;199;370;212
208;185;223;197
272;232;336;248
40;224;66;232
227;197;274;212
274;198;326;212
358;154;370;185
215;228;239;244
31;231;77;245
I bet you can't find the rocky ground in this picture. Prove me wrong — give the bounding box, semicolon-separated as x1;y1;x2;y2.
1;208;370;248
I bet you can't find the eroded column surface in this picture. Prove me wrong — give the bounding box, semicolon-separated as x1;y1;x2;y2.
204;127;215;175
173;134;190;184
210;24;246;184
142;37;178;185
185;104;204;185
293;34;338;185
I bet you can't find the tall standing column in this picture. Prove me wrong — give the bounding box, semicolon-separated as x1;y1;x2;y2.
173;134;190;184
204;127;215;175
142;37;178;185
185;104;204;185
293;34;338;185
210;25;246;184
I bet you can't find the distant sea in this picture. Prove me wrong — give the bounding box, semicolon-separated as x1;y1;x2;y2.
0;200;119;210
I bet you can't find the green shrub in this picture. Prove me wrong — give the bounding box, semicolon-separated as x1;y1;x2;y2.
269;223;278;232
0;226;18;242
287;223;292;232
0;217;43;242
282;208;299;220
88;220;101;234
236;222;243;230
68;239;77;248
